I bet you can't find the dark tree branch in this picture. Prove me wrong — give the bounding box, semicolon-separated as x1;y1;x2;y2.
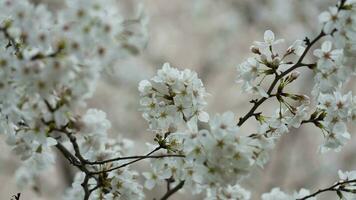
297;179;356;200
91;146;162;175
159;181;185;200
87;154;185;165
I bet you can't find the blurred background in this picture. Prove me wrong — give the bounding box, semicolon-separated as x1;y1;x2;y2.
1;0;355;199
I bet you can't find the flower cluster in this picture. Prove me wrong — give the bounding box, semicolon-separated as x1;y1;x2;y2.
63;109;144;200
312;40;349;95
139;63;209;132
319;0;356;53
0;0;355;199
316;92;355;152
236;30;305;97
0;0;147;194
142;112;275;198
140;3;356;196
182;112;274;187
310;0;356;152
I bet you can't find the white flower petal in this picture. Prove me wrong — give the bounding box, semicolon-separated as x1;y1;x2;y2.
264;30;275;44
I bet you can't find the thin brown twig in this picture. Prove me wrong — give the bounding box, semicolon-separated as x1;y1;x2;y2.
91;146;162;175
159;181;185;200
87;154;185;165
297;179;356;200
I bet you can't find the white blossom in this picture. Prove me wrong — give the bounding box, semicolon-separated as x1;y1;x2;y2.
205;183;251;200
139;63;209;132
261;188;293;200
317;92;354;152
0;0;356;200
254;30;284;48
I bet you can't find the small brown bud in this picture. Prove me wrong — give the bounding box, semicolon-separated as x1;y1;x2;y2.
250;46;261;55
290;71;300;80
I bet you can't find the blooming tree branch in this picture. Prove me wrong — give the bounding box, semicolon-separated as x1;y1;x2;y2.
0;0;355;199
237;31;326;127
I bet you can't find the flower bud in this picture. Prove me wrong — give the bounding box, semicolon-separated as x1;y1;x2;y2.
288;71;300;83
285;71;300;84
272;57;280;66
290;94;310;105
158;101;166;107
300;95;310;105
291;71;300;80
250;46;261;55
